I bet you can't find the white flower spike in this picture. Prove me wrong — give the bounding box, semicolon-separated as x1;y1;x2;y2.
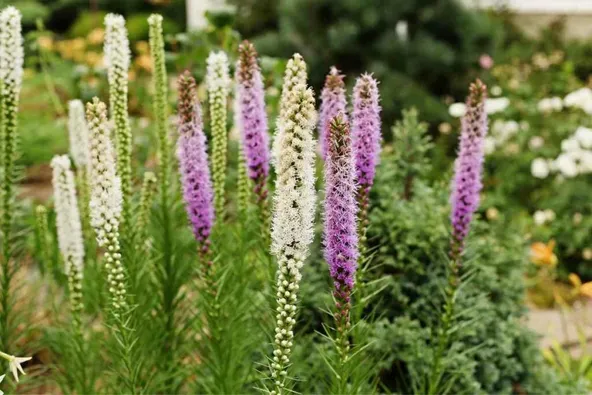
67;100;91;169
51;155;84;274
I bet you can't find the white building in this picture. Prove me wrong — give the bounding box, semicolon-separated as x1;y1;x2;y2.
463;0;592;39
186;0;230;30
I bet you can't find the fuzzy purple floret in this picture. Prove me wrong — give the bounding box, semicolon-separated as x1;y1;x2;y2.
319;67;348;160
237;42;270;184
450;80;488;253
323;115;359;292
352;74;381;189
177;76;215;243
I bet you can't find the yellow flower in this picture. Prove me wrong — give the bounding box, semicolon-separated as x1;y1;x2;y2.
438;122;452;135
85;51;102;67
37;35;53;51
486;207;499;221
530;240;558;266
135;40;149;55
71;38;86;51
87;28;105;46
134;54;152;72
569;273;582;288
569;273;592;298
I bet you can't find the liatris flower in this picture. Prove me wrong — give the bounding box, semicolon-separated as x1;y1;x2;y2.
323;115;358;360
0;7;23;352
68;99;93;242
351;74;381;247
0;5;23;236
177;71;215;254
272;53;308;166
352;74;382;190
206;51;230;218
236;41;270;200
319;67;347;160
67;100;90;170
0;351;30;382
51;155;84;324
104;14;133;207
148;14;172;191
86;98;127;313
450;79;488;263
269;83;316;393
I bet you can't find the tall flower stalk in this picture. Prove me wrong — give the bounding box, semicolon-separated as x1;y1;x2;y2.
236;41;270;233
68;100;90;172
272;54;307;165
449;80;487;267
51;155;84;328
323;115;358;363
68;100;92;241
206;51;230;218
104;14;133;219
319;67;347;160
176;71;215;269
428;80;487;394
148;14;172;193
351;74;381;257
86;98;127;314
0;6;23;353
269;82;316;394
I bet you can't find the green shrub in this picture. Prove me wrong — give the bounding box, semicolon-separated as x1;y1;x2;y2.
292;110;585;394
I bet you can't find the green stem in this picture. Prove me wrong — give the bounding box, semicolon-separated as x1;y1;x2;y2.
427;254;460;395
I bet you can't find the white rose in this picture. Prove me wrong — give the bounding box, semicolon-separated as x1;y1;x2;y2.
533;210;547;225
484;137;496;155
531;158;549;179
485;97;510;114
544;209;556;222
561;137;580;153
575;126;592;149
577;150;592;173
564;87;592;108
448;102;466;118
504;120;519;135
551;97;563;111
528;136;544;150
555;153;579;177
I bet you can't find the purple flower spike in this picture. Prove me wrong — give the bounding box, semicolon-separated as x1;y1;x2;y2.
236;41;270;200
450;79;488;260
319;67;347;160
177;71;215;247
324;114;359;297
352;73;382;190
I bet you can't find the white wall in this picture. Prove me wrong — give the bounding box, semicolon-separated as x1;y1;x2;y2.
186;0;229;31
463;0;592;39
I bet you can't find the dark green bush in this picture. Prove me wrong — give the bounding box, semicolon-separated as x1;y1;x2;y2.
230;0;505;131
